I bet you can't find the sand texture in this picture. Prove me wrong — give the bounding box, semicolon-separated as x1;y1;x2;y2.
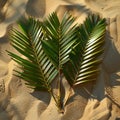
0;0;120;120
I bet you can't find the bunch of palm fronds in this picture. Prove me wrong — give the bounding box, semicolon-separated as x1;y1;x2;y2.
7;12;106;112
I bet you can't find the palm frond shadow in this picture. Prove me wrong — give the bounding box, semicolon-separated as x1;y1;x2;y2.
31;91;50;104
64;82;95;105
0;0;7;22
56;4;92;19
110;74;120;87
31;75;59;104
104;30;120;107
56;4;91;13
26;0;46;18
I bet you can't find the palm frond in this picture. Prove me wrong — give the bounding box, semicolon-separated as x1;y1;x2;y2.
63;14;106;86
41;12;78;110
7;17;58;91
42;12;77;70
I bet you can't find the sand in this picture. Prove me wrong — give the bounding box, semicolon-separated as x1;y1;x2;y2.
0;0;120;120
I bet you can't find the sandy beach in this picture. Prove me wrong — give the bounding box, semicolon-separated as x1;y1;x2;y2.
0;0;120;120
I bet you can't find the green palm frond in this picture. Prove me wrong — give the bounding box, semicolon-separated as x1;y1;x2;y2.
41;12;78;110
63;14;106;86
7;17;58;91
42;12;77;69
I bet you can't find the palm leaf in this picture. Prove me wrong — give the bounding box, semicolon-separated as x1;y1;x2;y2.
63;14;106;86
41;12;78;109
41;12;77;70
7;17;58;91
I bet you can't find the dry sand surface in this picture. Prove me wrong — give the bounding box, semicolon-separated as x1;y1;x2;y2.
0;0;120;120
